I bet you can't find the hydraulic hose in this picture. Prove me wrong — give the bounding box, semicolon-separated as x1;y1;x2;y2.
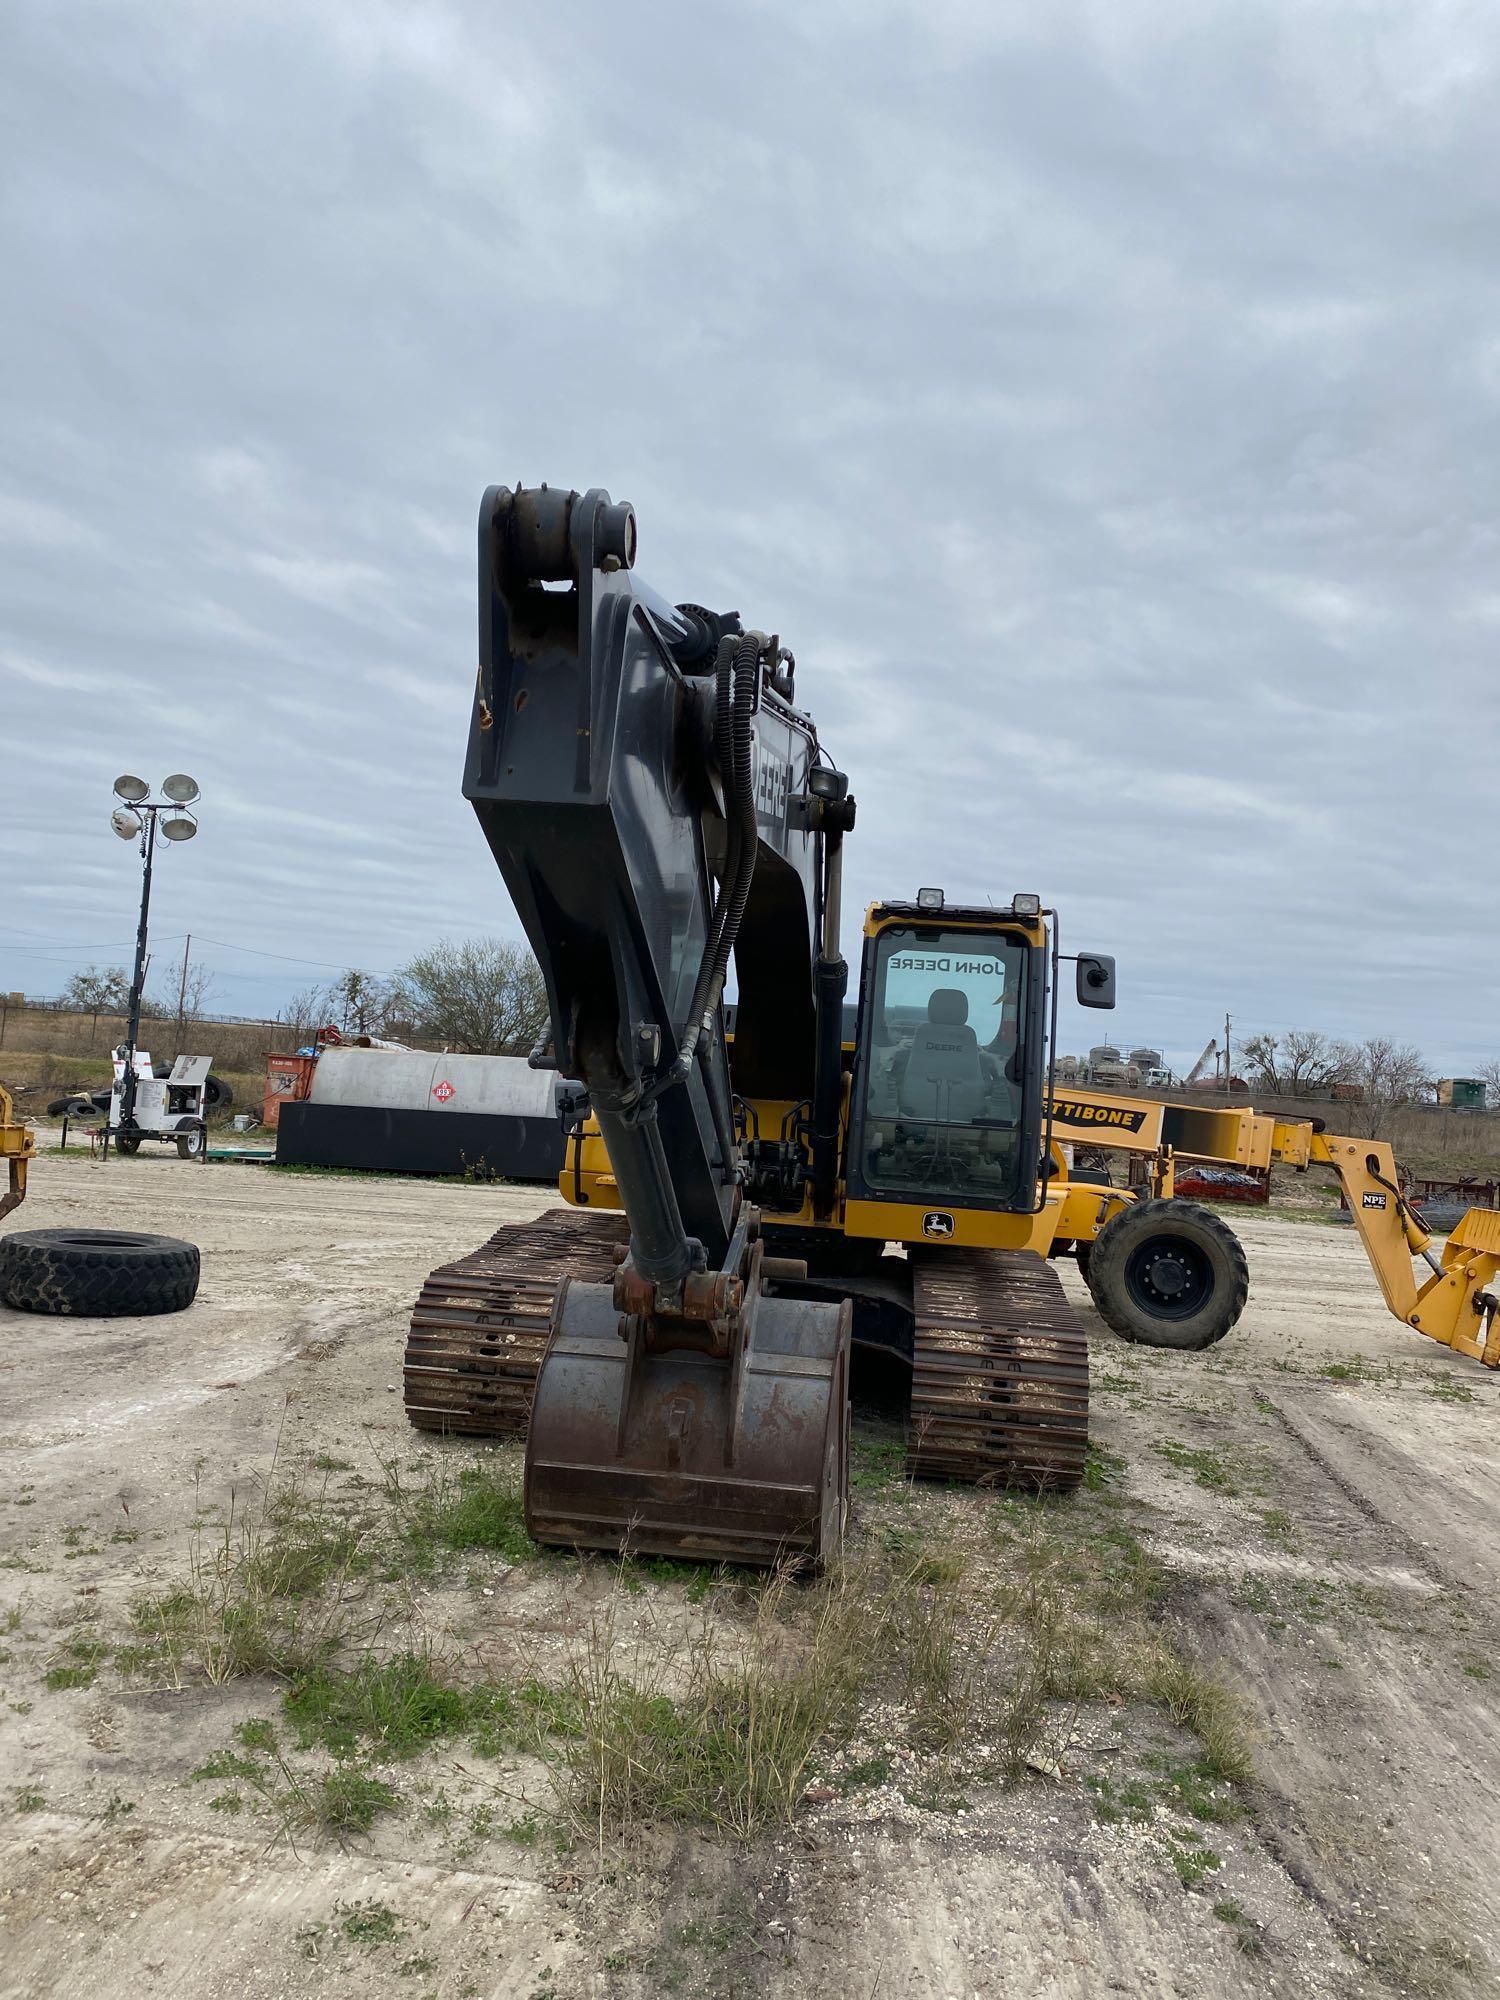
664;632;760;1089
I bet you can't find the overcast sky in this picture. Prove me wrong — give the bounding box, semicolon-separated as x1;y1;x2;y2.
2;0;1497;1070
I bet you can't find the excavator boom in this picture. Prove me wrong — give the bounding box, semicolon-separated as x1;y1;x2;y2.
409;484;852;1564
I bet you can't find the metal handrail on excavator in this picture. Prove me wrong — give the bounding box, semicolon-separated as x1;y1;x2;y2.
1049;1084;1500;1368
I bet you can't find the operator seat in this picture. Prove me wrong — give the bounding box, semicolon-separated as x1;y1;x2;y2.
898;988;985;1123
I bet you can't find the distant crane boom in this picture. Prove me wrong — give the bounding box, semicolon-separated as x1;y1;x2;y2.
1183;1037;1218;1087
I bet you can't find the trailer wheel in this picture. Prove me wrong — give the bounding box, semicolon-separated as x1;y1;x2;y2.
1085;1198;1248;1351
0;1228;200;1317
114;1133;142;1156
176;1121;206;1160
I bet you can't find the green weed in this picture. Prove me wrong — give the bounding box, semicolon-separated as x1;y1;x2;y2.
383;1456;535;1566
128;1477;374;1686
1168;1837;1222;1888
850;1434;907;1491
1213;1896;1263;1952
338;1899;407;1946
43;1662;98;1691
1425;1378;1474;1403
1153;1439;1269;1497
1082;1442;1126;1490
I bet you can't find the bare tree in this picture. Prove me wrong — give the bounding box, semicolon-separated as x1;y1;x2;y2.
1477;1058;1500;1108
1237;1028;1356;1098
1347;1037;1432;1138
280;983;339;1046
331;969;393;1038
145;960;215;1023
62;966;130;1039
393;938;548;1054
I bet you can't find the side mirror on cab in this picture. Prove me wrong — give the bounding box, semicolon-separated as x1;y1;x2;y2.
1076;953;1116;1009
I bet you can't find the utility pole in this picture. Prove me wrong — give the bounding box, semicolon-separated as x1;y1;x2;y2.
173;933;192;1060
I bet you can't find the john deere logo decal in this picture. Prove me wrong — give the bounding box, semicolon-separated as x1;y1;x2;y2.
922;1212;955;1238
1050;1097;1148;1134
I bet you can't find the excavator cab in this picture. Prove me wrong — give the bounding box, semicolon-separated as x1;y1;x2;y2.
848;899;1046;1229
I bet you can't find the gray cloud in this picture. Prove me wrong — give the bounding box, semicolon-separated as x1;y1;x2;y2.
2;0;1497;1068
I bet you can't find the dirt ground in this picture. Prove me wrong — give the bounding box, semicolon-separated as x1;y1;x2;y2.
1;1153;1497;2000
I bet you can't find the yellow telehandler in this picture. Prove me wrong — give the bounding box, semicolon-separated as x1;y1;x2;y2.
0;1082;34;1222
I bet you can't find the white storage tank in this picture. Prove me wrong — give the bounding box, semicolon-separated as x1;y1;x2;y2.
277;1048;571;1179
310;1048;561;1119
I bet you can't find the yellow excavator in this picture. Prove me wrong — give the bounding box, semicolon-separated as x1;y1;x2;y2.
403;483;1499;1568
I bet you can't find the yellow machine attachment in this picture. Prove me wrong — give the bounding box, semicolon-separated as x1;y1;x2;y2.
0;1082;35;1222
1048;1085;1500;1368
1302;1132;1500;1366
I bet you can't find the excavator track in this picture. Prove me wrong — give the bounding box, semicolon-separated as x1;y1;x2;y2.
907;1247;1089;1489
404;1208;625;1438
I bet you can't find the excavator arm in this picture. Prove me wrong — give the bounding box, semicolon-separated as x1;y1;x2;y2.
462;484;854;1562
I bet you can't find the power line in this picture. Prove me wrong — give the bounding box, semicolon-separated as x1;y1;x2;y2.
0;926;399;977
186;934;403;975
0;928;156;951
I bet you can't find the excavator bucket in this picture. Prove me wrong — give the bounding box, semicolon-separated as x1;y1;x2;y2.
525;1280;850;1568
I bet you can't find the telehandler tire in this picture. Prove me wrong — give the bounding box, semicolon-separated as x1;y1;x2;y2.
0;1228;200;1317
1085;1198;1248;1351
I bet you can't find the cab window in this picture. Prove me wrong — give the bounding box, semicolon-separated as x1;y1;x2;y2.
860;928;1027;1203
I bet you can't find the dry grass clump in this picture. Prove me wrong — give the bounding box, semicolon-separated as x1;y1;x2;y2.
128;1477;380;1687
547;1561;872;1839
541;1536;1118;1839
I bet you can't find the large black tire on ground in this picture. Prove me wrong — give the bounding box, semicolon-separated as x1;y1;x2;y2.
0;1229;200;1317
1084;1197;1248;1351
202;1075;232;1109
